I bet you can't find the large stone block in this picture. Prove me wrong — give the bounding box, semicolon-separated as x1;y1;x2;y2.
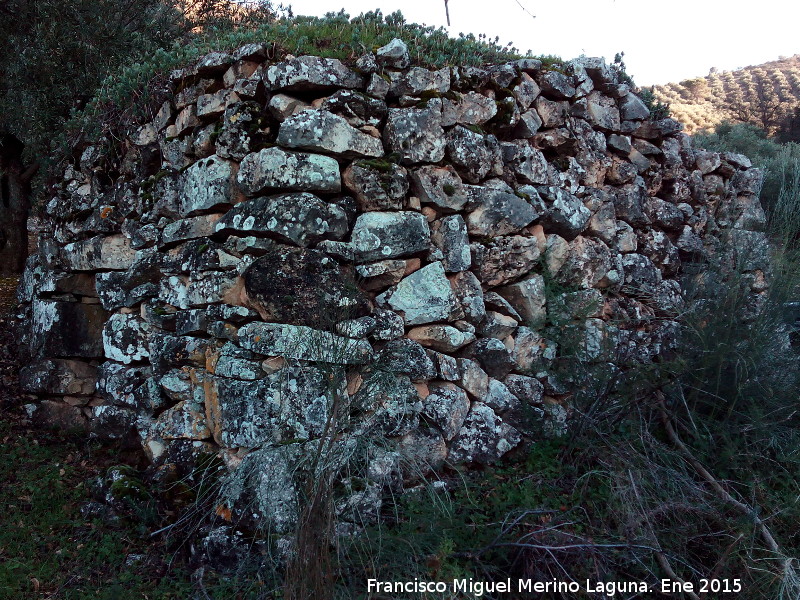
265;55;364;92
422;383;470;441
243;246;368;326
383;105;446;164
343;160;408;211
431;215;471;272
31;300;108;358
445;126;503;183
471;236;540;287
179;155;239;217
215;193;348;247
448;402;521;464
277;110;384;158
62;235;137;271
350;211;430;263
466;188;539;237
19;359;97;395
377;262;461;325
205;366;342;447
238;322;373;364
96;252;162;310
409;165;469;211
237;148;341;195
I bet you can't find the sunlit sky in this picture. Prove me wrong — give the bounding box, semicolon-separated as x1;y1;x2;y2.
283;0;800;85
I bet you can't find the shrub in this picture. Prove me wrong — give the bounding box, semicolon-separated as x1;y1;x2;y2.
609;51;671;120
637;87;671;120
695;121;800;217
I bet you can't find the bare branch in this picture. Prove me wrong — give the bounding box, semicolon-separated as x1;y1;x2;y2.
658;393;800;595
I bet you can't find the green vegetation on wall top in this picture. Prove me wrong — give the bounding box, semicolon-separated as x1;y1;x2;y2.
70;9;532;144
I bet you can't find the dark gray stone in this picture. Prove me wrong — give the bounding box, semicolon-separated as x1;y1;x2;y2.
448;402;521;464
238;322;373;365
471;236;540;287
243;246;368;327
376;339;437;382
466;338;514;379
383;105;446;164
31;300;108;358
343;159;408;211
445;126;503;183
276;110;384;158
466;188;538;237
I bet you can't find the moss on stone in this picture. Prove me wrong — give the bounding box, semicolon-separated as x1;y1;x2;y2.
357;157;396;173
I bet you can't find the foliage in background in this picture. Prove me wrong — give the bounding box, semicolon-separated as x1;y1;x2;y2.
610;51;670;120
0;0;279;179
694;121;800;215
0;0;185;161
653;54;800;135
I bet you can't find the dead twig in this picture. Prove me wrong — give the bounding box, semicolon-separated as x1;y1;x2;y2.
657;392;800;595
627;469;702;600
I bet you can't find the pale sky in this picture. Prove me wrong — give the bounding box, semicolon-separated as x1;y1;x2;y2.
284;0;800;85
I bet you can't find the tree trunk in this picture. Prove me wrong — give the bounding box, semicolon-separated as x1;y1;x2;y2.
0;134;31;275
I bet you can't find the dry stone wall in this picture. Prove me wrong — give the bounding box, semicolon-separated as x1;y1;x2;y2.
15;39;768;530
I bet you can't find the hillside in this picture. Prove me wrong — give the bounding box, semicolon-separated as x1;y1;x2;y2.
652;54;800;134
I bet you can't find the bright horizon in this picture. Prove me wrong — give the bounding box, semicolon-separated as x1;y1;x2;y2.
281;0;800;86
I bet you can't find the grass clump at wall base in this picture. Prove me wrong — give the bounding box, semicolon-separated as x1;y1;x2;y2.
0;413;291;600
333;424;799;600
0;418;194;599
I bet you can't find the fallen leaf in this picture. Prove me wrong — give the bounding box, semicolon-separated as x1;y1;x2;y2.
215;504;232;521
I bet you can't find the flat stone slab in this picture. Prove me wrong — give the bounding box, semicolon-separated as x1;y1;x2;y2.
62;235;137;271
215;193;348;247
237;147;341;195
466;189;539;237
350;211;430;263
238;322;373;364
265;55;364;92
276;110;384;158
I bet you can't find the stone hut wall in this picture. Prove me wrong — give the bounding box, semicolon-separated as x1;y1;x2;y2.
14;40;768;529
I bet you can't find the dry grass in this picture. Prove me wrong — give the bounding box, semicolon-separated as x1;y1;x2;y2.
0;277;19;316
